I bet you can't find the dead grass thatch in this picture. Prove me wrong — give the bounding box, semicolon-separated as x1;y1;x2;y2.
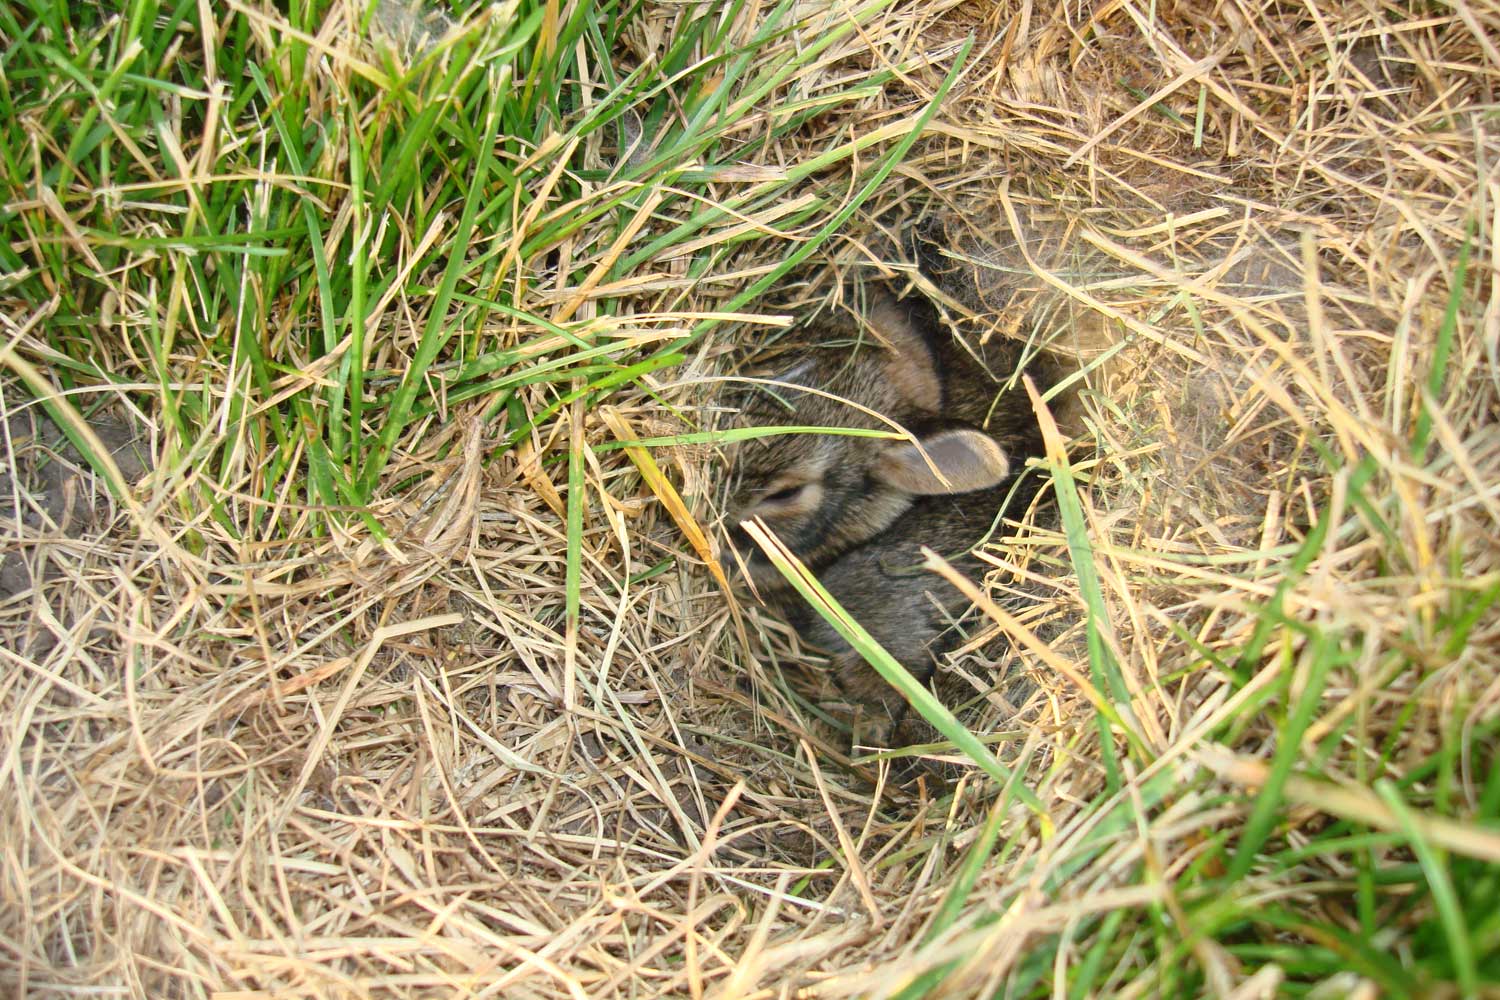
3;0;1498;996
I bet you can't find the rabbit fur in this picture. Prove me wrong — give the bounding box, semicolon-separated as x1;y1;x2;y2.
725;284;1058;753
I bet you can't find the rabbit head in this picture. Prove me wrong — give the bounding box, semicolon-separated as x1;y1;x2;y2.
723;297;1011;594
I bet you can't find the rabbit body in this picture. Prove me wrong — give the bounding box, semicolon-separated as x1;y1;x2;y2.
789;484;1017;747
726;285;1055;750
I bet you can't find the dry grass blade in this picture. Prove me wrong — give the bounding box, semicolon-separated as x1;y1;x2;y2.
2;0;1497;996
1199;749;1500;865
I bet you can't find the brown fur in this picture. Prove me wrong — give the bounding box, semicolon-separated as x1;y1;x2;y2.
724;280;1060;760
790;483;1037;751
724;293;1019;596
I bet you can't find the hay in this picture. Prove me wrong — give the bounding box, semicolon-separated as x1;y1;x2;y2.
2;0;1498;996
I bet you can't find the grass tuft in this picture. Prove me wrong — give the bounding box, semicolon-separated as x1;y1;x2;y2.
2;0;1498;997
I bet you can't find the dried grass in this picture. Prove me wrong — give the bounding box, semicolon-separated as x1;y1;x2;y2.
3;0;1498;996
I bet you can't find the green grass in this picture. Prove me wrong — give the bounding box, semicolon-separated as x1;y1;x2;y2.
788;499;1500;997
0;0;907;541
774;303;1499;996
3;2;1497;998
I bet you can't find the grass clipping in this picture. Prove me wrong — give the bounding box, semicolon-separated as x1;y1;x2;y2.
2;0;1499;997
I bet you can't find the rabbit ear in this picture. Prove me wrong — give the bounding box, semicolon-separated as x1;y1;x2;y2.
875;428;1010;495
866;293;941;412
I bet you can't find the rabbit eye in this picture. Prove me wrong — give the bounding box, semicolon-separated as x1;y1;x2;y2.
763;483;806;503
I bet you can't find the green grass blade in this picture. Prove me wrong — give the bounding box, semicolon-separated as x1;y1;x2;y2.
1377;780;1479;997
1226;631;1344;882
740;518;1043;811
360;64;509;498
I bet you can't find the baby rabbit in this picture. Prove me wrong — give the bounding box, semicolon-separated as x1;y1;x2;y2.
724;292;1033;597
724;285;1056;757
792;480;1038;752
